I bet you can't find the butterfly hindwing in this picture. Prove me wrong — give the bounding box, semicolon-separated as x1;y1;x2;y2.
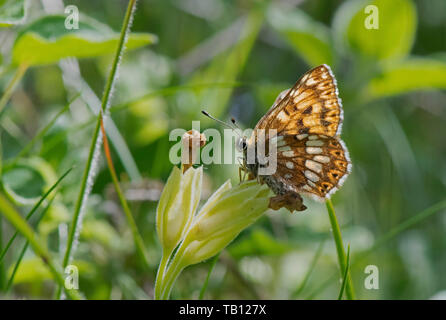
273;134;351;200
255;64;343;139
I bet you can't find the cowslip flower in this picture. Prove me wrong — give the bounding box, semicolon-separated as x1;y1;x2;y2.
155;174;271;299
154;128;271;299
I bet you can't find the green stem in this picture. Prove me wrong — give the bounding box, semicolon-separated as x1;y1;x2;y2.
100;116;150;269
0;193;80;300
199;252;220;299
158;242;190;300
56;0;138;299
0;64;28;115
160;258;186;300
325;199;355;300
154;251;171;299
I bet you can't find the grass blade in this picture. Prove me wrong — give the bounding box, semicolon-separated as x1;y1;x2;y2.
57;0;139;299
99;114;150;269
309;199;446;299
325;199;355;300
6;197;55;292
199;252;220;300
338;244;351;300
291;240;325;299
0;64;28;116
0;193;81;300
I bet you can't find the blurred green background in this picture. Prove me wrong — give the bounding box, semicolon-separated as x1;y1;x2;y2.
0;0;446;299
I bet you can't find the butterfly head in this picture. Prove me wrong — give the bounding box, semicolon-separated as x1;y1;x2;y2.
235;136;247;152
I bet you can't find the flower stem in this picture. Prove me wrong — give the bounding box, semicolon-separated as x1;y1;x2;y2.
154;251;171;299
158;241;190;300
100;115;150;269
325;199;355;300
56;0;139;299
0;63;28;115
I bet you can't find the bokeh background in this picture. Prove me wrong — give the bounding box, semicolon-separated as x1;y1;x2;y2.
1;0;446;299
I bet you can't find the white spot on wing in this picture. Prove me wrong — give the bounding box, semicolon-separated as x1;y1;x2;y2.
307;180;316;188
271;135;286;147
304;170;320;182
305;160;322;173
306;140;324;147
306;77;317;86
279;145;292;152
306;147;322;154
286;161;294;169
282;150;294;157
277;111;287;121
313;155;330;163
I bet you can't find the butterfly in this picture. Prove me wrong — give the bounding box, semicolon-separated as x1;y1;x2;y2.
235;64;351;212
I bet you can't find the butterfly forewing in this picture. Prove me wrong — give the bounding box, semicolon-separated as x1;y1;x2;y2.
254;64;343;139
274;134;351;200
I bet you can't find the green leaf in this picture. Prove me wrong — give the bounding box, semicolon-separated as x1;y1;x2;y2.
0;0;27;27
335;0;416;61
12;15;157;66
366;58;446;98
267;4;333;66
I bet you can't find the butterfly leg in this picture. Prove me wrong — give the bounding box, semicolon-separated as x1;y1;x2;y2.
268;191;307;212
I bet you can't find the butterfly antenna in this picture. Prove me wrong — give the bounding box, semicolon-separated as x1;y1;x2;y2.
201;110;242;137
231;117;241;130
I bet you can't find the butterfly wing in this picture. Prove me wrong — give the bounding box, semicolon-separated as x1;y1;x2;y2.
274;134;351;200
246;64;350;200
254;64;343;139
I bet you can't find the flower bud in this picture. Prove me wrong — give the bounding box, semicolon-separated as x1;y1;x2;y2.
156;165;202;253
181;129;206;173
180;180;271;265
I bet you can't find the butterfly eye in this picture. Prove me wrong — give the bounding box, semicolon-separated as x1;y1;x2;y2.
236;137;247;152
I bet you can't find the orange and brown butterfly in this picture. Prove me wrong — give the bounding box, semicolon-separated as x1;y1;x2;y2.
241;64;351;212
203;64;351;212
